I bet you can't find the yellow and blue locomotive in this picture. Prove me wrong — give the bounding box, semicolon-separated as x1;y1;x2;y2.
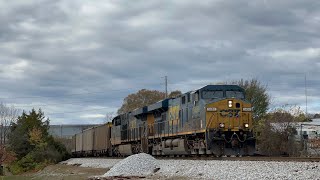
72;85;255;157
110;84;255;156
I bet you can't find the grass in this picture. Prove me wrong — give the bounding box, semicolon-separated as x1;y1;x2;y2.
1;164;108;180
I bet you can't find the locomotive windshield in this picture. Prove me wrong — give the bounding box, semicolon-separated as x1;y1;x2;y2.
202;90;245;99
226;90;245;99
202;90;223;99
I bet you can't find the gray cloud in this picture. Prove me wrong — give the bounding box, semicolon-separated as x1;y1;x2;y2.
0;0;319;124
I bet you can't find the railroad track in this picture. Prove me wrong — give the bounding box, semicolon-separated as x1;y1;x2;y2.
84;155;320;162
155;155;320;162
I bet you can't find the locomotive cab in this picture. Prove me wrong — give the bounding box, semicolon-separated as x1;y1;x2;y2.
201;85;256;156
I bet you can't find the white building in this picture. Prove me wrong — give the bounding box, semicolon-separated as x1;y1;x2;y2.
296;118;320;139
270;119;320;156
296;119;320;156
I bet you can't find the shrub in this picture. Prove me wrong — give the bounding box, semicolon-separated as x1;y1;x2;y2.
9;154;37;174
256;105;304;156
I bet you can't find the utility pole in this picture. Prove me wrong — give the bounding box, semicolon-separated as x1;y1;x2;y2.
305;74;308;117
165;76;168;98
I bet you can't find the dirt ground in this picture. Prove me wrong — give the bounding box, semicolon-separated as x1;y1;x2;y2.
0;164;189;180
1;164;108;180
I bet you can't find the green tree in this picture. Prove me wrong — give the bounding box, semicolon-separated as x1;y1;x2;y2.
9;109;49;159
232;79;270;121
118;89;182;114
8;109;69;174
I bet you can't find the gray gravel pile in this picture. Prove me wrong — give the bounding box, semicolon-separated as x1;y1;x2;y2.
103;153;159;177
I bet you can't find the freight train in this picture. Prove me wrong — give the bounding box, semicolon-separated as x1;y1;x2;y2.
72;85;256;157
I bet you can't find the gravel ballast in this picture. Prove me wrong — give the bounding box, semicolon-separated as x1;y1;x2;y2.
63;157;320;179
103;153;159;177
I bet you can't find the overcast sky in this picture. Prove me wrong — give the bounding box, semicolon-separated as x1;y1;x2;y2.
0;0;319;124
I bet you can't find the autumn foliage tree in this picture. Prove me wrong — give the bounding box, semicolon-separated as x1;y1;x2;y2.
167;90;182;98
118;89;182;114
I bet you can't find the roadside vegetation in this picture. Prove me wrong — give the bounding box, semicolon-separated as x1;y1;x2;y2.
256;105;307;156
7;109;69;174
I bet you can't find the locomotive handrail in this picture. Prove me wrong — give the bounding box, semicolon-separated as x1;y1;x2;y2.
223;134;233;143
206;112;215;129
234;132;247;143
222;132;247;143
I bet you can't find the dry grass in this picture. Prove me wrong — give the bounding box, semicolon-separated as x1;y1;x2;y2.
3;164;108;180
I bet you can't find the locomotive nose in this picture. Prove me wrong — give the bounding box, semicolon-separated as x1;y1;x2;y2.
205;99;252;131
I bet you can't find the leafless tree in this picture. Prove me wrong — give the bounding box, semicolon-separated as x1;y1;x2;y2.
105;112;116;123
0;103;19;165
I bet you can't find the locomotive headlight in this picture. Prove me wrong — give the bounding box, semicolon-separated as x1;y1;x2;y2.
244;123;249;128
219;123;225;128
228;100;233;108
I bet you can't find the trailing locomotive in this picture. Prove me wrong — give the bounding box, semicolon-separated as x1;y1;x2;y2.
72;85;256;157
